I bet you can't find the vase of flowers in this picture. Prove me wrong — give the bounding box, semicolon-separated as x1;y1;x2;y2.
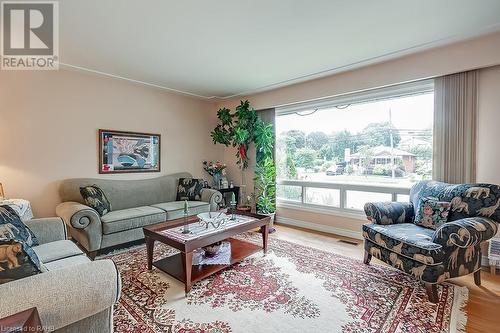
203;161;227;189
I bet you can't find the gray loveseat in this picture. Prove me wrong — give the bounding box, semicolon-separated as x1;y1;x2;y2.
0;217;120;332
56;172;222;257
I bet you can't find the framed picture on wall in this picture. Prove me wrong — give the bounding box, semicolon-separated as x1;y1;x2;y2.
98;129;161;174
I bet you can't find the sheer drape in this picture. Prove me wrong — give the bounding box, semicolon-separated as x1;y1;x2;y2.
433;70;478;183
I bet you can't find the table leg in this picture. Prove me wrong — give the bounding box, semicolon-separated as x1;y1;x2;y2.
261;224;269;254
181;251;193;294
146;236;154;271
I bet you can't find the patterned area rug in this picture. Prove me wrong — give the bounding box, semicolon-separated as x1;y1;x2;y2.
106;233;468;333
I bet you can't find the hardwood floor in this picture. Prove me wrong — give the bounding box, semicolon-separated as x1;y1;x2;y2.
272;224;500;333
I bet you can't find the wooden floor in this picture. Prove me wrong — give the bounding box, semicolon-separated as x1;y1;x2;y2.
272;224;500;333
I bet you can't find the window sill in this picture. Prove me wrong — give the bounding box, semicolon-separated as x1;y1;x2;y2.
277;201;367;221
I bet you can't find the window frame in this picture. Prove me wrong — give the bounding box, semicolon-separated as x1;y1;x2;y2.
274;79;434;216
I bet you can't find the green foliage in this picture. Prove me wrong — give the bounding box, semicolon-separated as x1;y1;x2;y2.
254;120;274;163
285;130;306;149
306;131;329;150
254;158;276;214
295;148;317;169
210;100;258;169
409;145;432;160
360;122;401;147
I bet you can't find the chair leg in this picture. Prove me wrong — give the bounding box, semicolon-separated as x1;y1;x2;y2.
363;250;372;265
425;283;439;303
474;269;481;286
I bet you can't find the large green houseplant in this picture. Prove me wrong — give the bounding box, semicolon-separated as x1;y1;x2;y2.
210;100;258;169
210;101;276;229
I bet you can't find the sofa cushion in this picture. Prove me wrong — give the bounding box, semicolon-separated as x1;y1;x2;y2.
101;206;166;234
414;197;451;230
362;223;444;265
176;178;204;201
0;239;41;284
80;185;112;216
151;201;210;220
0;205;38;246
44;254;90;271
33;240;83;263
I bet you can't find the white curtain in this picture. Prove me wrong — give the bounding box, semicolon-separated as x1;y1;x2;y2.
433;70;478;183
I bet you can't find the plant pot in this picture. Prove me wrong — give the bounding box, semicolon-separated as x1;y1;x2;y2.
237;206;251;212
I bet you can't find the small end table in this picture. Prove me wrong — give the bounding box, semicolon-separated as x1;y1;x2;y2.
218;186;240;208
0;307;44;333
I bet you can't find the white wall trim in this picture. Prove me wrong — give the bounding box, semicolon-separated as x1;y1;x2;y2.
277;202;367;221
276;216;363;240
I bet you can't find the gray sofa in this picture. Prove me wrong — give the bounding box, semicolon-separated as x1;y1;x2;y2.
56;172;222;257
0;217;120;333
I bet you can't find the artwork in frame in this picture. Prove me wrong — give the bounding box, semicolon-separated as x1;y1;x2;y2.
99;129;161;174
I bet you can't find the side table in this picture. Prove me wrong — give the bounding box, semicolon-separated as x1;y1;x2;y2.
0;307;44;333
218;186;240;208
488;238;500;275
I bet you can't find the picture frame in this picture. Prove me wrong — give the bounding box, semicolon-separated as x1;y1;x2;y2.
98;129;161;174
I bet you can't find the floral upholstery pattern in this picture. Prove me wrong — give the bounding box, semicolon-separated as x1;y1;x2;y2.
363;202;414;225
363;223;444;265
414;197;451;230
0;205;42;284
80;185;112;216
363;180;500;284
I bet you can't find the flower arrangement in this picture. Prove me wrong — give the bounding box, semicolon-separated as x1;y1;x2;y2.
203;161;227;176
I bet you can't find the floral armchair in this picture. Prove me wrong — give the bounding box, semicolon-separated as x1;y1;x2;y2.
363;180;499;303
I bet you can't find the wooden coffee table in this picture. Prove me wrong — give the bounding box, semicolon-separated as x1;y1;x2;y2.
143;210;270;294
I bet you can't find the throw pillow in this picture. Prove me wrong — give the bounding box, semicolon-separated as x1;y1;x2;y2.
0;239;42;284
80;185;112;216
0;205;38;246
0;205;42;284
176;178;204;201
414;197;451;230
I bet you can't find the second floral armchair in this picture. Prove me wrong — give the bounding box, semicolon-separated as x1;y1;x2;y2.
362;180;499;303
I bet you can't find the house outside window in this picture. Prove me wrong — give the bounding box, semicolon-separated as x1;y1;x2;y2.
275;81;434;215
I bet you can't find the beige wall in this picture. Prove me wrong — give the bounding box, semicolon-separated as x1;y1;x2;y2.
215;31;500;234
477;65;500;185
0;69;221;217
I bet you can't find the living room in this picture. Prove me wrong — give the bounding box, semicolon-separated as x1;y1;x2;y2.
1;1;500;332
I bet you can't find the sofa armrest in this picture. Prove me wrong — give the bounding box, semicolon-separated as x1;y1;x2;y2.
25;217;67;244
201;188;223;211
56;202;102;252
364;201;414;225
432;217;498;248
0;259;120;331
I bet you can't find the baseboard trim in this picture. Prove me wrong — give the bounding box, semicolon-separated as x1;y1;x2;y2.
276;216;363;240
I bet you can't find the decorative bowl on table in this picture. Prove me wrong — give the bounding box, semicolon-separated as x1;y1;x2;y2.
197;212;228;229
203;241;222;257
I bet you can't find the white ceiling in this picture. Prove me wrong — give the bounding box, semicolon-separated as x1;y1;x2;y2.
59;0;500;99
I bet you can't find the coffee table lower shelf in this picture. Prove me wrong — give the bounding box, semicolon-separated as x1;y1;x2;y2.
152;238;262;292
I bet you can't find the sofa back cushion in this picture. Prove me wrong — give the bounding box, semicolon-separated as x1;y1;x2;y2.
176;178;204;201
414;197;451;229
60;172;192;211
410;180;500;222
0;206;42;284
80;185;112;216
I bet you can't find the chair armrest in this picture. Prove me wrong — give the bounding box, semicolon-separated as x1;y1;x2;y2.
0;259;121;331
24;217;67;244
200;188;223;211
364;201;414;225
56;202;102;252
432;217;499;248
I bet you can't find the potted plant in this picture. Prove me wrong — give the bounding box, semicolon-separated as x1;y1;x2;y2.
254;119;276;232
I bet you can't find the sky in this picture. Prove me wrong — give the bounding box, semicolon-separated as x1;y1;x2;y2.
276;92;434;135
